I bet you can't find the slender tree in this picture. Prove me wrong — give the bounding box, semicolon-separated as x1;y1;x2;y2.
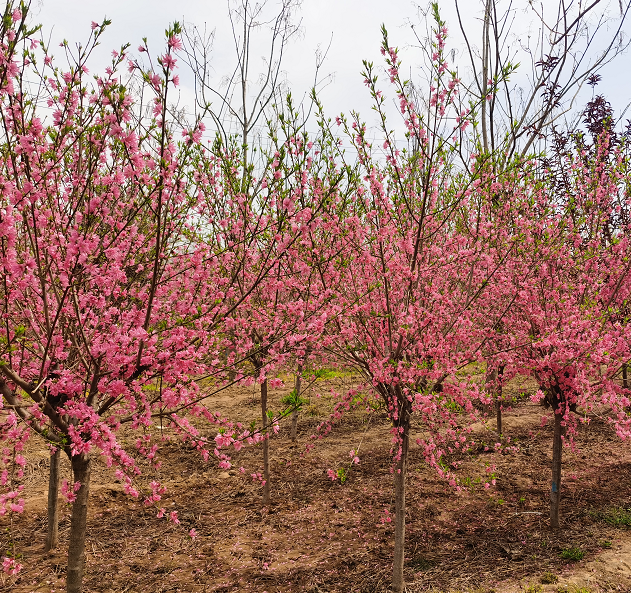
319;17;542;590
0;16;238;591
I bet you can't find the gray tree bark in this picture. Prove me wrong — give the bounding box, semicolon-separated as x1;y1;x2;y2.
550;411;563;529
290;364;303;441
392;388;411;593
66;453;91;593
261;378;270;506
45;448;61;552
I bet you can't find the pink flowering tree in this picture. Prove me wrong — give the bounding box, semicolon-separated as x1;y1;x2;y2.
200;95;355;504
508;107;631;528
0;14;246;591
317;16;543;591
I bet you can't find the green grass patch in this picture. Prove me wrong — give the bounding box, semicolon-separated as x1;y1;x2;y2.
596;506;631;527
559;547;584;561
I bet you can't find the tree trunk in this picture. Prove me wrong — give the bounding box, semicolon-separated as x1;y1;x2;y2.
226;331;237;383
45;448;61;552
496;365;505;436
67;453;91;593
261;378;270;506
495;399;502;437
392;403;410;592
290;409;298;441
486;365;505;437
290;365;303;442
623;363;629;390
486;366;500;436
550;410;563;529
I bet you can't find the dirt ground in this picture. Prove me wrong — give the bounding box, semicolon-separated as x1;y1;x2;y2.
2;373;631;593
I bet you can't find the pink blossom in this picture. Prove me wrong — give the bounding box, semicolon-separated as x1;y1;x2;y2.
2;557;21;575
168;36;183;51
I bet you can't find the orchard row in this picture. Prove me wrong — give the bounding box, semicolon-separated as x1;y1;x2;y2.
0;3;629;592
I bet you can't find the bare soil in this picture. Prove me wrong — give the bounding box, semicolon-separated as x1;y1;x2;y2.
2;374;631;593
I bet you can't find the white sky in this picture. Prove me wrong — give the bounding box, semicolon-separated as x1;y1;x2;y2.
31;0;631;144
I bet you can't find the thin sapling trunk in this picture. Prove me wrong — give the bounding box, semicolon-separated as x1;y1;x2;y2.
487;365;505;437
486;366;500;436
550;408;564;529
261;377;270;506
66;453;91;593
392;393;411;593
495;399;502;437
496;365;505;437
45;447;61;552
290;363;303;441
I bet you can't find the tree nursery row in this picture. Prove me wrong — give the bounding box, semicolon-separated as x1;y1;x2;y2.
1;1;631;591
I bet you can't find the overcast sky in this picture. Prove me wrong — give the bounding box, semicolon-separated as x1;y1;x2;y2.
31;0;631;143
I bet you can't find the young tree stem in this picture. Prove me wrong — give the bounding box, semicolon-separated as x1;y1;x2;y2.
261;378;270;506
67;454;91;593
550;410;563;529
44;447;60;552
